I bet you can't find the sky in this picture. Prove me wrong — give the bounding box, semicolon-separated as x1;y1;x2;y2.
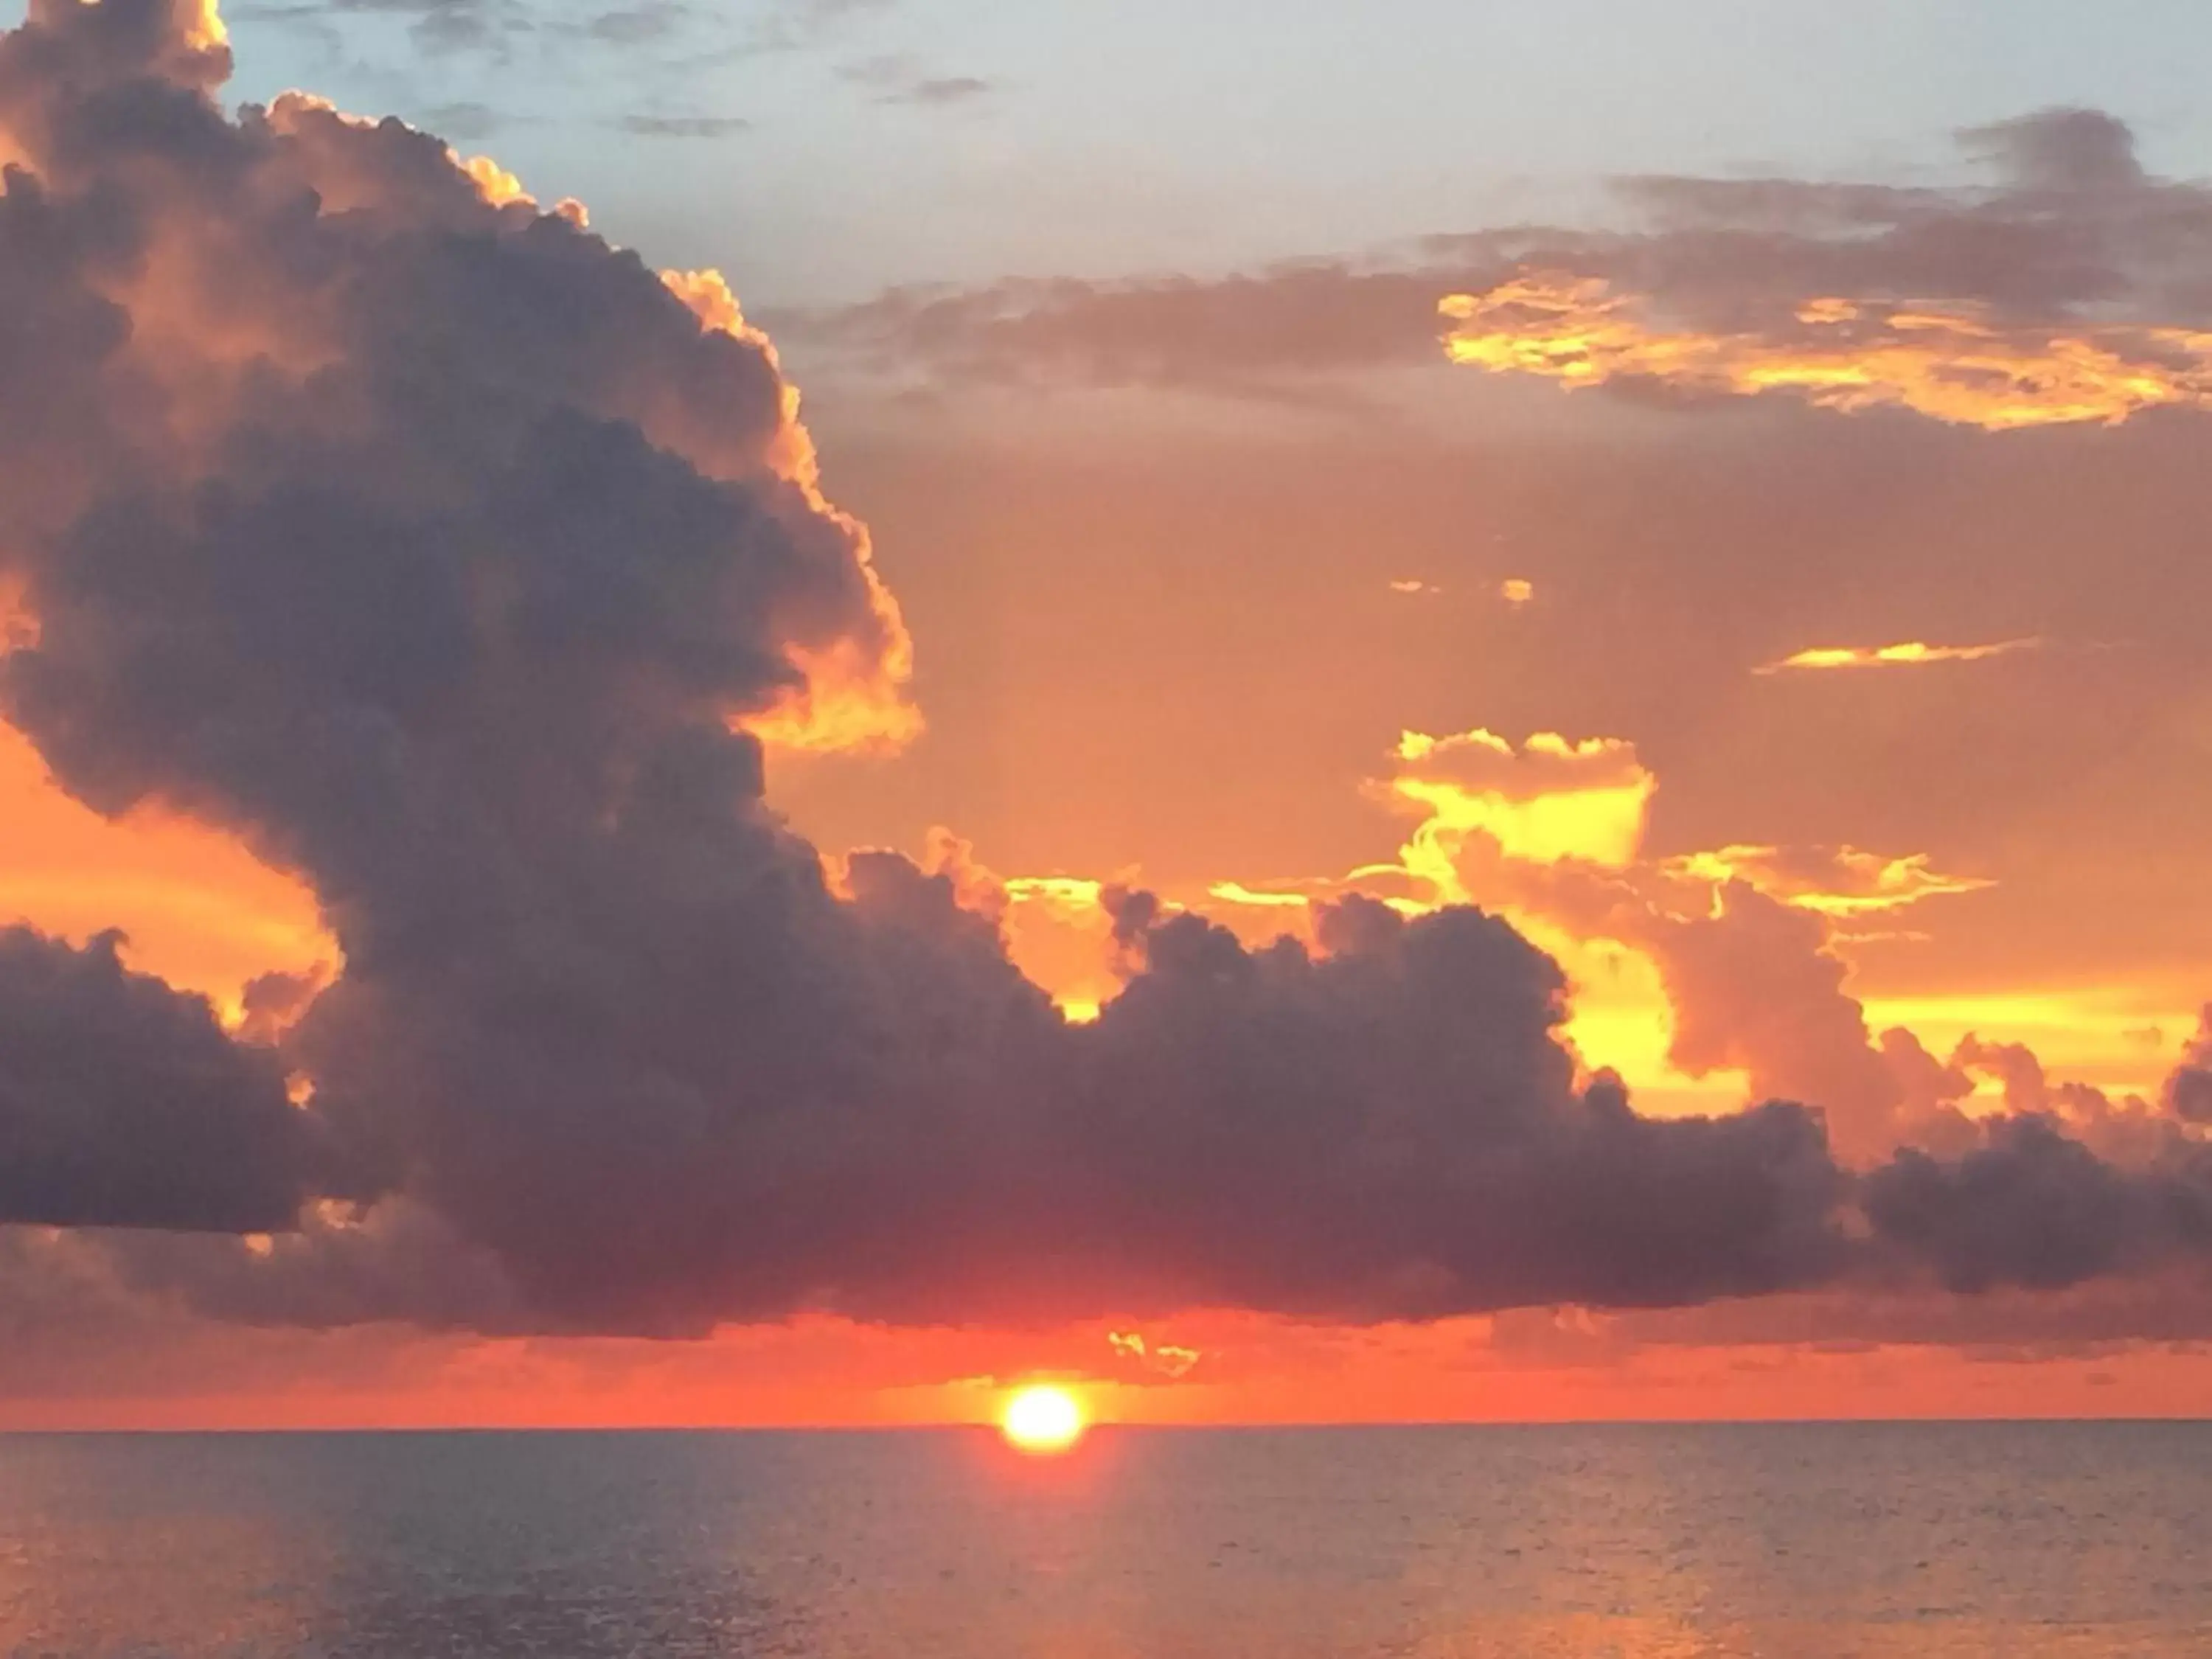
1;0;2210;1428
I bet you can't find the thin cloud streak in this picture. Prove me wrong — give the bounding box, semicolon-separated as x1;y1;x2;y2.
1754;639;2046;675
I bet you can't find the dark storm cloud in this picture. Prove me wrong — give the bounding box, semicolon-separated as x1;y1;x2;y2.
0;0;2205;1346
785;106;2212;398
0;928;321;1231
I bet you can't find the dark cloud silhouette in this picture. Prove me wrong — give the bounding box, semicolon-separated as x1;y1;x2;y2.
0;0;2205;1353
0;928;320;1231
2168;1010;2212;1124
1864;1114;2212;1293
0;0;1855;1338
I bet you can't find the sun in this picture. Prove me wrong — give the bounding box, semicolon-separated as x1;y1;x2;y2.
999;1384;1087;1454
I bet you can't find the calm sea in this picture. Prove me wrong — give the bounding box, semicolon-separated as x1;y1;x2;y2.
1;1424;2205;1657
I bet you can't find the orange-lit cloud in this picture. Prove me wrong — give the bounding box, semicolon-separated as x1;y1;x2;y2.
1658;846;1994;916
1107;1329;1202;1379
1439;275;2212;429
665;268;922;754
1378;728;1656;882
1756;639;2045;675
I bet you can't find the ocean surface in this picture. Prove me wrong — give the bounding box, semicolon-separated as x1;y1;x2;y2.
1;1424;2206;1658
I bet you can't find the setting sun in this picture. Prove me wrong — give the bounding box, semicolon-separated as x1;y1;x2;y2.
999;1385;1087;1453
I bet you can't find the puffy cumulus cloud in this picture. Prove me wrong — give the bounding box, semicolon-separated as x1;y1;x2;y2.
0;927;324;1231
1;5;2207;1357
1864;1115;2212;1294
0;0;1876;1338
1638;883;1919;1161
1075;893;1846;1318
1350;733;2010;1164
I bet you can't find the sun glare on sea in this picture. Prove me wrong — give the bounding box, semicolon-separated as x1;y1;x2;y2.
999;1385;1087;1454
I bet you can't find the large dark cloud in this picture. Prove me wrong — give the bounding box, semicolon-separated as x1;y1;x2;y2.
0;0;2205;1349
0;927;319;1231
0;0;1857;1338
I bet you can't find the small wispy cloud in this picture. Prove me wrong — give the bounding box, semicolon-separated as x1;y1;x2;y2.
841;54;996;106
1754;638;2044;675
417;100;501;139
588;1;686;43
621;114;751;138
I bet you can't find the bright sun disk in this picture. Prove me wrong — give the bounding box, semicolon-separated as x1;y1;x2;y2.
999;1384;1086;1453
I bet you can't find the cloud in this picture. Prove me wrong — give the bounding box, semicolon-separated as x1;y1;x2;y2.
2166;1008;2212;1124
779;263;1467;394
0;928;324;1231
893;75;992;107
840;55;995;107
416;100;501;140
1352;734;2003;1164
1656;846;1994;917
0;0;1861;1338
587;1;685;44
620;114;751;139
1439;276;2212;431
1864;1114;2212;1293
1379;728;1656;874
1107;1329;1200;1380
787;105;2212;429
1755;639;2045;675
0;1;2205;1361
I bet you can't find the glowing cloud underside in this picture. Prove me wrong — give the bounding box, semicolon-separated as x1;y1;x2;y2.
1755;639;2045;675
1439;276;2212;430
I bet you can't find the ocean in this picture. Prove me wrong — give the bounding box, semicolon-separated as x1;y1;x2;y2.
1;1424;2205;1657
